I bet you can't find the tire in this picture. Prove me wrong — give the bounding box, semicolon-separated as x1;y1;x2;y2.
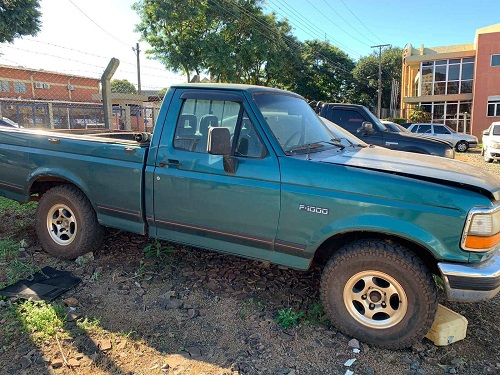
483;148;493;163
35;184;104;259
320;239;437;349
455;141;468;152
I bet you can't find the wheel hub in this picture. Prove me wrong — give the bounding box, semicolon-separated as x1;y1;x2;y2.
343;270;408;329
46;203;77;246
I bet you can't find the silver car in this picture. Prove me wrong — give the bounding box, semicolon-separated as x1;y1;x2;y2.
407;123;478;152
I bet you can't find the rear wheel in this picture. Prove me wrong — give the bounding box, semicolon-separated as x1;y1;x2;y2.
455;141;468;152
483;147;493;163
36;185;104;259
320;239;437;349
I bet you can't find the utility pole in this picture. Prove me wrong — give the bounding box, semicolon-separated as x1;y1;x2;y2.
371;44;391;118
132;42;141;94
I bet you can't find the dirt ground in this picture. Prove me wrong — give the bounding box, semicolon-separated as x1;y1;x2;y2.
0;150;499;375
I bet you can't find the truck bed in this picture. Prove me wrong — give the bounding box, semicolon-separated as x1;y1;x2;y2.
0;127;149;234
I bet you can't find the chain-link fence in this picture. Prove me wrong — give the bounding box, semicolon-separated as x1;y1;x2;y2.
0;58;173;132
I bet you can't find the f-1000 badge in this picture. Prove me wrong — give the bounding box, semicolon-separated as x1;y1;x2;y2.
298;204;329;215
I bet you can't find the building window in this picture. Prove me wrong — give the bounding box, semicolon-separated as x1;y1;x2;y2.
491;54;500;67
0;81;9;92
13;82;27;94
487;99;500;117
419;101;472;132
419;58;474;96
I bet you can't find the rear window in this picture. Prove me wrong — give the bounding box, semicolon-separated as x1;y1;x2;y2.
493;125;500;135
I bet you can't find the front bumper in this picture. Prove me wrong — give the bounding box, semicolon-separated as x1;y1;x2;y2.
438;249;500;302
487;147;500;160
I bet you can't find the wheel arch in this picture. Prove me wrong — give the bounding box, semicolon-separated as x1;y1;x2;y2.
312;230;440;275
27;169;92;207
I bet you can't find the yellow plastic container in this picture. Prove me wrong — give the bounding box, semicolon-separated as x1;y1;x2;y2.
425;304;468;346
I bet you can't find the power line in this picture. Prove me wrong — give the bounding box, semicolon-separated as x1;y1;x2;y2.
268;0;362;57
320;0;378;45
67;0;130;47
338;0;386;44
304;0;372;48
210;0;355;77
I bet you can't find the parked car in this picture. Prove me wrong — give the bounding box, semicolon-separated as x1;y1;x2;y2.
319;103;455;158
381;120;412;133
407;123;478;152
482;121;500;163
0;117;21;128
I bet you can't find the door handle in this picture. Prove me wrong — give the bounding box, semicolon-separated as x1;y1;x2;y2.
159;159;181;168
124;147;136;154
48;138;60;144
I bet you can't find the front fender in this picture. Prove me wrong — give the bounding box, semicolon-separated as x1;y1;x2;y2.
309;213;466;262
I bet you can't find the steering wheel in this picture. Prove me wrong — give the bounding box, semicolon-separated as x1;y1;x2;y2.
283;130;303;149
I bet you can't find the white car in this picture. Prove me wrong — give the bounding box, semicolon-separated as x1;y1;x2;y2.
481;121;500;163
407;123;478;152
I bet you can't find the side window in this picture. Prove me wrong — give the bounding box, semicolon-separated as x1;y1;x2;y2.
173;99;240;153
234;111;265;158
434;125;450;134
331;109;366;134
415;124;432;133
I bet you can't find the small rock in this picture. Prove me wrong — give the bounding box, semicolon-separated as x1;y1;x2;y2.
161;363;170;372
188;308;199;318
401;356;413;365
447;368;457;374
344;358;356;367
66;313;79;322
67;358;80;367
348;338;360;349
165;299;183;309
51;359;64;369
365;368;375;375
424;357;439;366
450;358;462;366
186;346;202;358
63;297;79;307
411;361;420;370
416;369;427;375
99;339;112;351
117;341;127;351
206;281;219;291
136;288;145;296
20;356;31;369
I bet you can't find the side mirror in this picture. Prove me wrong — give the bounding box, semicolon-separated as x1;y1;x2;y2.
208;127;231;155
483;130;489;135
358;121;375;134
207;127;238;174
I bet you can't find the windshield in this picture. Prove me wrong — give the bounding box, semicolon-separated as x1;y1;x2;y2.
253;93;350;154
319;116;367;147
1;117;18;127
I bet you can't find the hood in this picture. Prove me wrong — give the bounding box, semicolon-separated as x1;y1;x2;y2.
312;146;500;201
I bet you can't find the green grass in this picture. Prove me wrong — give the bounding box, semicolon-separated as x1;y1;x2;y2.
0;197;37;215
76;316;104;334
143;239;174;261
14;300;66;342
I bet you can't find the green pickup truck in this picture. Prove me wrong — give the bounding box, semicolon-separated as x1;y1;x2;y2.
0;84;499;349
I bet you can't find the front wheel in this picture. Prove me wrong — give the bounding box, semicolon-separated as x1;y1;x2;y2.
483;148;493;163
320;239;437;349
35;185;104;259
455;141;468;152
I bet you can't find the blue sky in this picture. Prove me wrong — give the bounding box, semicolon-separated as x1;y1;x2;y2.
0;0;499;89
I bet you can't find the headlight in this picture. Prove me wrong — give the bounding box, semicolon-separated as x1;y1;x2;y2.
462;206;500;252
491;141;500;149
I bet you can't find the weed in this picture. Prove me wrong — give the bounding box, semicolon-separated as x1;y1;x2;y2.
304;302;330;326
77;316;102;333
0;239;39;289
433;275;445;292
274;307;304;329
15;300;66;342
143;239;173;261
90;270;101;283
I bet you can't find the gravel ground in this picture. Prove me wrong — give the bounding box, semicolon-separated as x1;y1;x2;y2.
0;150;499;375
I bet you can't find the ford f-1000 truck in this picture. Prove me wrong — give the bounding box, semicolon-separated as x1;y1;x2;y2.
0;84;499;349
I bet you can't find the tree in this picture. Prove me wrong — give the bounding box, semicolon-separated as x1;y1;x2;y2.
111;79;137;94
294;40;356;102
408;106;431;123
133;0;215;82
352;47;402;108
0;0;42;43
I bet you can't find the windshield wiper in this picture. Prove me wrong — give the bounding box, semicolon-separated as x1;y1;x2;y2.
289;140;345;153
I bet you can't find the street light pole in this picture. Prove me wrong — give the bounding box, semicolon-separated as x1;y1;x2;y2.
371;44;391;118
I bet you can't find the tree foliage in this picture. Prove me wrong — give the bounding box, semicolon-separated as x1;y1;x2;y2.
408;106;431;123
352;47;402;108
111;79;137;94
0;0;42;43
